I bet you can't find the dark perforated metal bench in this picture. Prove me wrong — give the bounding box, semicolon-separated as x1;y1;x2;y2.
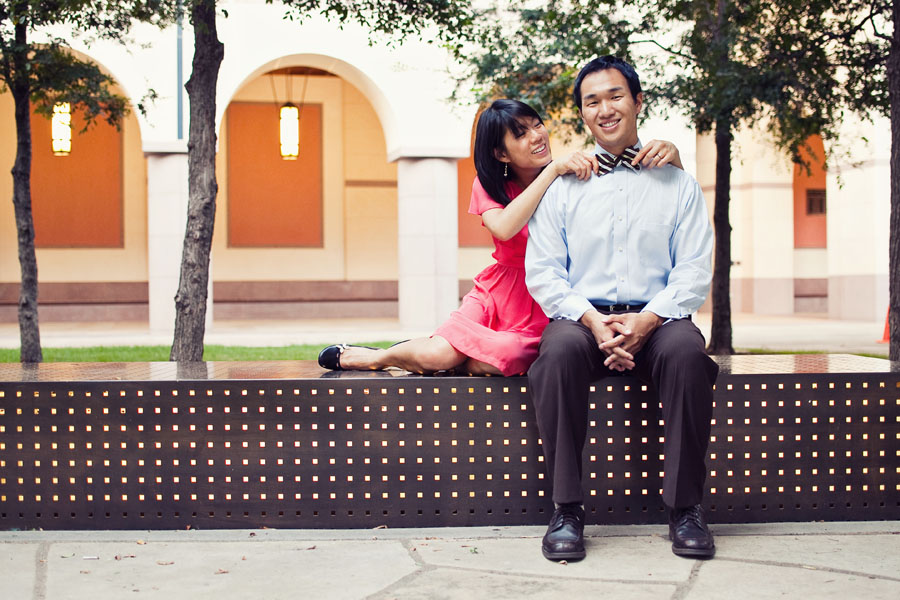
1;354;897;530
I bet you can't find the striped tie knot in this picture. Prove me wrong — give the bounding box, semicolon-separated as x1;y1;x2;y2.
595;146;642;176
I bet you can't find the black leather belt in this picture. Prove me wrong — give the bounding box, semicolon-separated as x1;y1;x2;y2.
592;303;647;313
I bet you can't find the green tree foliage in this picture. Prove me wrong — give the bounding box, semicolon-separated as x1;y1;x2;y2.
820;1;892;116
0;1;173;363
817;1;895;360
645;1;855;354
455;1;633;137
458;0;894;355
278;0;474;42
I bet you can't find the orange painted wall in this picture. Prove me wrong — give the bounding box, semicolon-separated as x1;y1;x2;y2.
793;135;827;249
30;107;123;247
457;124;492;248
227;102;323;247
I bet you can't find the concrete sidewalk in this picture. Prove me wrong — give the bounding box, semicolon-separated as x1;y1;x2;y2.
0;312;891;357
2;521;898;599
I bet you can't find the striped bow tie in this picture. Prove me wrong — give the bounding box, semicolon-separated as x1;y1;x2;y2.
595;146;641;176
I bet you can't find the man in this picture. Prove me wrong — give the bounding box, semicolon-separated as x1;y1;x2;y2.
525;55;718;562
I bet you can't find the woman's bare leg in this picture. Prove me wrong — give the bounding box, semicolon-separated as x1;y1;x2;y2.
338;336;468;374
462;357;504;376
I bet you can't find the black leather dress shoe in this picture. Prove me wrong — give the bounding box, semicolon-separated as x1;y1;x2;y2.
669;504;715;558
542;503;586;561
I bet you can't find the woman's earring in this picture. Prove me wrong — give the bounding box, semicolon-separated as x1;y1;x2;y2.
503;163;508;178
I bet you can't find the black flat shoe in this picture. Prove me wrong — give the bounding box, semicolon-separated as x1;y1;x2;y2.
541;503;586;561
669;504;715;559
317;344;381;370
318;344;348;370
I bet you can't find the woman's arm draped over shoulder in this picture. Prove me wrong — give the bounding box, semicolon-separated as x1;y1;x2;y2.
481;139;684;241
481;153;597;241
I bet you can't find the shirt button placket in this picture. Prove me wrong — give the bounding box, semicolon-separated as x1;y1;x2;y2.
613;185;627;301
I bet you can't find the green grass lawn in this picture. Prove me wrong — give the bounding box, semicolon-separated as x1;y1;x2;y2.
0;341;399;363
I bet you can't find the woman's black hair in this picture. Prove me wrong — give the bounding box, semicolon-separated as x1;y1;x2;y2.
473;99;543;207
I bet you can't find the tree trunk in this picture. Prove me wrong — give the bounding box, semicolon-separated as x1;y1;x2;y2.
10;21;42;363
170;0;224;362
707;116;735;355
889;0;900;362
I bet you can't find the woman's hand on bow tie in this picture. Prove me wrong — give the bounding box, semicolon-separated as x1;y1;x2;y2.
554;151;600;180
633;140;683;170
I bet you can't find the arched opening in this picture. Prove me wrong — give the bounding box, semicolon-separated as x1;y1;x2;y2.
793;135;827;249
792;134;828;313
225;66;327;249
0;48;147;323
212;62;399;319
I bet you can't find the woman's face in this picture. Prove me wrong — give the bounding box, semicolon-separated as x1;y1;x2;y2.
497;118;552;175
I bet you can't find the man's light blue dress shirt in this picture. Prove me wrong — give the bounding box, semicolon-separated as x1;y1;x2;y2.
524;142;714;322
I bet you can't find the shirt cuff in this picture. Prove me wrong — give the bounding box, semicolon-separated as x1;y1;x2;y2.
643;297;688;320
557;296;596;322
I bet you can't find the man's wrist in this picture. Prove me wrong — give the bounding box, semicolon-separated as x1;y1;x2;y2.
641;311;663;331
579;308;601;326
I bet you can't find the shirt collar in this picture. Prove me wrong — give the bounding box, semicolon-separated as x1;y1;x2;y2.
593;139;643;160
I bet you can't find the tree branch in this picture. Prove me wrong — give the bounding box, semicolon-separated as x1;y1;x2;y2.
631;38;695;62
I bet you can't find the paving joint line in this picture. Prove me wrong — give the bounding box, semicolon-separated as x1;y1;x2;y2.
711;529;900;538
363;539;436;599
670;560;705;600
712;556;900;582
32;541;49;600
397;536;690;586
396;561;688;586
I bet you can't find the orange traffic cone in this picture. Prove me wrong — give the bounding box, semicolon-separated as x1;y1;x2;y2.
878;308;889;344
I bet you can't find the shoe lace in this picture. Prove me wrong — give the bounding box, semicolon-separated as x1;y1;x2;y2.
556;505;582;529
675;505;704;528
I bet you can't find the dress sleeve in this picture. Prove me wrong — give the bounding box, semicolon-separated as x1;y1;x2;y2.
468;177;505;216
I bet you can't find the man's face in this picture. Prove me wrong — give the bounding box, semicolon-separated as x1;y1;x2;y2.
578;68;643;156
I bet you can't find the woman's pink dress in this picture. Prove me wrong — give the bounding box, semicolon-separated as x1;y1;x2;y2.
432;178;549;376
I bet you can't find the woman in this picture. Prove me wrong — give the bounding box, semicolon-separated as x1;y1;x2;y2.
319;99;681;375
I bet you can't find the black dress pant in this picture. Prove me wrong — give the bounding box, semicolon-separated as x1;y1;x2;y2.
527;317;718;508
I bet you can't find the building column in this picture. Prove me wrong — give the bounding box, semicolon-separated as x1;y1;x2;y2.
145;142;212;337
826;116;890;321
741;152;795;316
698;130;795;315
396;157;459;332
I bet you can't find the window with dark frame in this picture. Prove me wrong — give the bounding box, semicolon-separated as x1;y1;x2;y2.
806;189;826;215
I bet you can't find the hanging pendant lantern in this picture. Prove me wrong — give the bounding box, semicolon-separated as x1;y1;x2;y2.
280;103;299;160
51;102;72;156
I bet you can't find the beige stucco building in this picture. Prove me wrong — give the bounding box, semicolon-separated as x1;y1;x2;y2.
0;1;891;338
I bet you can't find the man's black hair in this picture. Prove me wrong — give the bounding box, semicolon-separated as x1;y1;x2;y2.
573;55;642;110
